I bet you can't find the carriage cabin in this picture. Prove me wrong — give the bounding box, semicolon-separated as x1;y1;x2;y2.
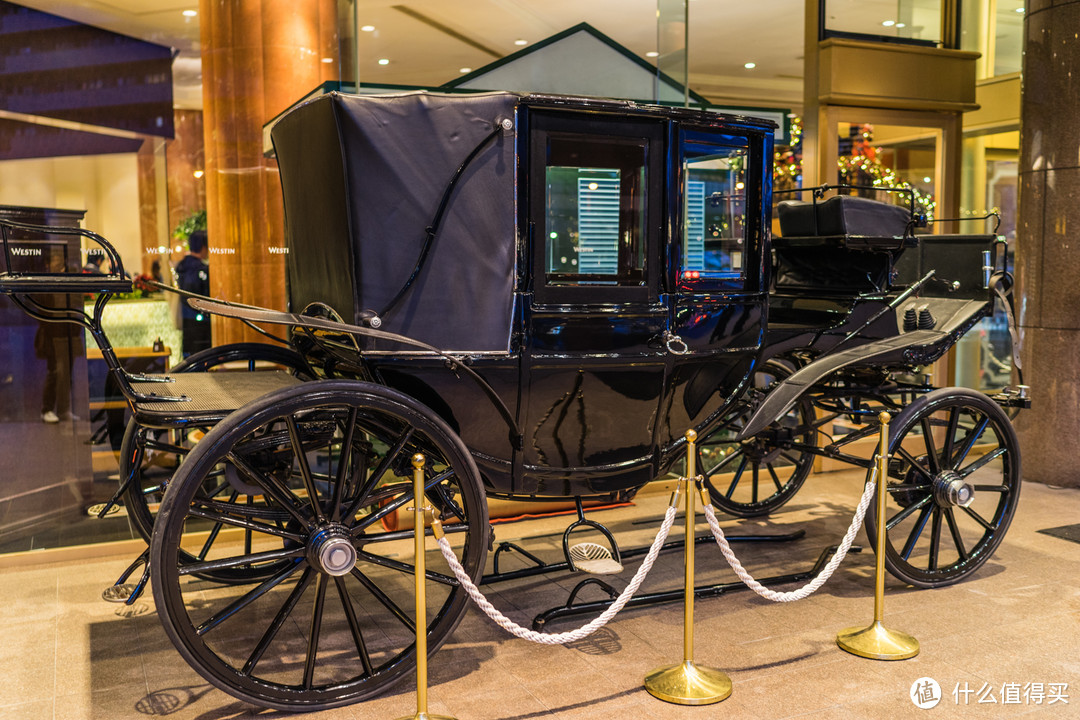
272;91;776;497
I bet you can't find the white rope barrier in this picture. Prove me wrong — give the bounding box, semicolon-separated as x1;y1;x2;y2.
436;505;677;645
703;475;877;602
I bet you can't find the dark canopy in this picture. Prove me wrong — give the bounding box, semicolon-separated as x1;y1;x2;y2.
272;91;518;352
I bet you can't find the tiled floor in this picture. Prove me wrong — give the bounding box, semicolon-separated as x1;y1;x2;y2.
2;468;1079;719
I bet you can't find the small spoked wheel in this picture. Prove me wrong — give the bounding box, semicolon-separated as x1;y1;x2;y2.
150;380;488;710
699;359;817;517
864;387;1021;588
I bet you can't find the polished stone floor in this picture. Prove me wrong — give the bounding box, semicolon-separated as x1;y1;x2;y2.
2;467;1078;720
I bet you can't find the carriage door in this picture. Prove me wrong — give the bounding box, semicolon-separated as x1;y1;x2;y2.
662;129;768;440
521;111;667;485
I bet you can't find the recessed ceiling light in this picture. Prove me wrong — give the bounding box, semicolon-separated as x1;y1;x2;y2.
1015;6;1024;11
896;22;906;28
882;19;895;26
361;25;375;32
459;67;472;73
182;9;197;17
378;58;390;65
646;51;659;58
193;170;204;178
744;62;756;69
923;176;932;183
514;39;528;46
321;57;334;64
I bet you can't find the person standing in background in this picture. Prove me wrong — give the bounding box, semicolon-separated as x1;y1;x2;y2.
176;230;211;357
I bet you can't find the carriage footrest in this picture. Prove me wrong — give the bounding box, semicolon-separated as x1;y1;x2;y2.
0;271;131;294
568;542;624;575
131;371;302;426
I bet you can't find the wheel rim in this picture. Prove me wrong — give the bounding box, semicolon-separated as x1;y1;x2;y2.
150;383;487;709
869;390;1020;587
700;360;816;517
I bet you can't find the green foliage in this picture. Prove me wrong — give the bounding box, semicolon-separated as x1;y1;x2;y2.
173;209;207;247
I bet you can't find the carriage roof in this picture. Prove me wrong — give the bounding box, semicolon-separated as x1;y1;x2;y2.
271;90;775;352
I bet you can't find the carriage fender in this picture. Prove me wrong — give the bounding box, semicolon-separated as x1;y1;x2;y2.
735;329;943;441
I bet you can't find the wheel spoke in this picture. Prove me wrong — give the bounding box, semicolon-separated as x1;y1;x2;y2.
725;456;749;499
886;494;932;531
961;505;996;532
958;447;1007;479
287;416;327;524
951;414;991;468
186;505;303;542
703;445;744;477
350;567;415;632
178;547;305;576
195;561;301;636
972;483;1009;493
196;489;239;562
751;463;759;503
341;427;414;521
900;504;933;560
227;451;312;528
895;446;934;483
334;576;374;676
944;507;968;561
303;574;329;690
331;408;359;522
351;469;454;535
928;507;942;571
920;417;940;474
243;567;316;674
355;549;457;586
942;408;960;468
766;463;783;493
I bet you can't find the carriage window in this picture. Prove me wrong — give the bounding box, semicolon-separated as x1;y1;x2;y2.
544;134;647;286
682;144;748;280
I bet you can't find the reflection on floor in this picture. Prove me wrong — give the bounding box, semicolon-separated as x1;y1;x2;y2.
1;467;1077;719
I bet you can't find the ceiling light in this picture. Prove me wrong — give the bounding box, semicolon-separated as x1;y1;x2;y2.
361;25;375;32
923;176;932;183
459;67;472;73
882;19;895;26
744;62;756;69
378;58;390;65
514;39;528;46
1015;6;1024;11
193;170;204;179
646;51;659;58
182;9;197;17
321;57;334;64
896;22;906;28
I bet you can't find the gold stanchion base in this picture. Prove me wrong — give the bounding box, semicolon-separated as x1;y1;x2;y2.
644;661;732;705
393;713;457;720
837;620;919;660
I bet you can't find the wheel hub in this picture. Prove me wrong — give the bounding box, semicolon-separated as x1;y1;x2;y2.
933;470;974;508
308;525;357;576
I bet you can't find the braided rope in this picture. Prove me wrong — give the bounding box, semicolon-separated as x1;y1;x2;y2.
703;475;877;602
437;505;678;644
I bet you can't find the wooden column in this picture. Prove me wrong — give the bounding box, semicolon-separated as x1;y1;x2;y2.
199;0;339;345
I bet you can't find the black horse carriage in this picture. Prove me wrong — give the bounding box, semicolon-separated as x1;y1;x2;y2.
0;91;1025;710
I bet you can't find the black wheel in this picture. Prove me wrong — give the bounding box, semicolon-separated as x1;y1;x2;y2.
121;342;311;545
150;380;489;711
699;359;817;517
864;387;1021;588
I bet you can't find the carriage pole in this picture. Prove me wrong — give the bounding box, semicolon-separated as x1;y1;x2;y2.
394;454;457;720
836;412;919;660
643;429;732;704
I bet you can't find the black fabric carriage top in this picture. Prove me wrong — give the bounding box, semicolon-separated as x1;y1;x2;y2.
272;91;519;353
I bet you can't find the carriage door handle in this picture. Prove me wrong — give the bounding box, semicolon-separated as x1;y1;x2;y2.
661;330;689;355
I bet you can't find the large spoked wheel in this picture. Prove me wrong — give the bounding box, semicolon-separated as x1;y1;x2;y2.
699;359;817;517
120;342;311;548
150;380;489;711
864;387;1021;588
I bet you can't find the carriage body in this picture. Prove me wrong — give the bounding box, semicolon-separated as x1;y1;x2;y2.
274;91;778;498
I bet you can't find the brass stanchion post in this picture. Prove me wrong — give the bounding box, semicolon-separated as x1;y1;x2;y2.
644;429;732;705
394;454;457;720
837;411;920;660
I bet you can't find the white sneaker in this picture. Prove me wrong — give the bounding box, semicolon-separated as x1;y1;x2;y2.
42;411;60;423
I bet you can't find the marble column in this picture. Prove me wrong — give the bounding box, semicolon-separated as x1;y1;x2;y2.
1014;0;1080;487
198;0;339;345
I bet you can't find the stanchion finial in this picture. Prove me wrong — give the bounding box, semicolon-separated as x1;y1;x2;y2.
644;429;732;704
837;411;919;660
